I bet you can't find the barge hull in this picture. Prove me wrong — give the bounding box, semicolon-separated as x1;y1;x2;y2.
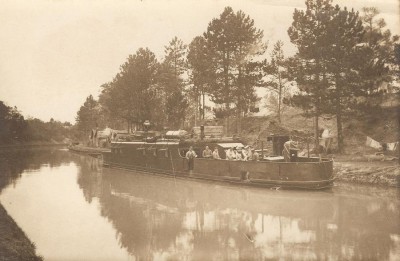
103;159;334;190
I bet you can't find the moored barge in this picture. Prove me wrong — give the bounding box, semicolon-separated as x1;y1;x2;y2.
102;131;334;190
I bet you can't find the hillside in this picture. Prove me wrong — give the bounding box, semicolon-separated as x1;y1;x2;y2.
237;104;399;158
235;104;399;186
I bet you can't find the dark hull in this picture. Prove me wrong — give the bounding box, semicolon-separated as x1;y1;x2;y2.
103;144;334;190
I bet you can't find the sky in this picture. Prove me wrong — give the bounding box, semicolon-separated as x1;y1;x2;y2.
0;0;399;123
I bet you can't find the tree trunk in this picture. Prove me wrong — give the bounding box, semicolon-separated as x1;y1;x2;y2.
195;94;199;127
278;71;282;123
314;108;320;153
225;103;230;136
336;80;344;153
202;92;205;120
236;109;241;134
336;110;343;153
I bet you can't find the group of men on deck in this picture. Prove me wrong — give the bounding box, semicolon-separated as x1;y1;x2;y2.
225;146;259;161
185;145;259;161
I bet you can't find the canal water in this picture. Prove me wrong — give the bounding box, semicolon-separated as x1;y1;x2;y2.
0;148;399;261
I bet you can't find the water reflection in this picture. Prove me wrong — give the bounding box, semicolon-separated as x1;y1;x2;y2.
79;162;399;261
0;150;133;261
0;149;399;260
0;148;73;192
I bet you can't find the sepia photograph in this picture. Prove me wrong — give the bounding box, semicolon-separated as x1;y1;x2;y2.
0;0;399;260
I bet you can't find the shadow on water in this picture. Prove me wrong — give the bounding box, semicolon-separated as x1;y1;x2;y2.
75;156;400;261
0;148;75;192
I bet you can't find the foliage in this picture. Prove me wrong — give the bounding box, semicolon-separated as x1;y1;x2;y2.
0;100;75;144
99;48;161;131
75;95;103;134
263;41;293;123
355;7;400;104
187;35;213;122
395;44;400;81
204;6;266;132
160;37;188;128
324;4;365;152
165;90;188;128
287;0;398;153
0;101;27;143
288;0;334;149
25;118;76;142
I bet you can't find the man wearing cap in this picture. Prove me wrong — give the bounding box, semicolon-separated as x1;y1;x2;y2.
243;146;252;161
186;146;197;172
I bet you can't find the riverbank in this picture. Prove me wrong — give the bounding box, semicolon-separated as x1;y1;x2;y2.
333;159;399;187
0;204;43;261
0;142;67;150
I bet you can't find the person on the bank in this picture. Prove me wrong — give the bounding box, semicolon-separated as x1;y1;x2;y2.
212;147;220;159
202;146;213;158
226;147;236;160
186;146;197;171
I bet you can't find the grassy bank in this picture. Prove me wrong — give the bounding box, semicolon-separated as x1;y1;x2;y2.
0;204;43;261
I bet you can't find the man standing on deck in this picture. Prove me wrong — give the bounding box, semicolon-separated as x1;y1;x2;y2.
186;146;197;173
283;139;299;162
212;147;221;159
202;146;212;158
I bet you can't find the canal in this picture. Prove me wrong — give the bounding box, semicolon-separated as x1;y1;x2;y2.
0;148;399;260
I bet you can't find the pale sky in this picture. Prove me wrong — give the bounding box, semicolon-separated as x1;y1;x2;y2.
0;0;398;123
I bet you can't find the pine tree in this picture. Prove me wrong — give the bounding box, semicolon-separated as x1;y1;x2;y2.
160;37;188;128
99;48;161;131
76;95;101;134
288;0;333;151
204;6;265;133
264;41;293;123
187;36;213;123
356;7;400;106
324;5;364;152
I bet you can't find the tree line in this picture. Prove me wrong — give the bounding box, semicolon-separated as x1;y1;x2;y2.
0;100;74;144
76;0;399;153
